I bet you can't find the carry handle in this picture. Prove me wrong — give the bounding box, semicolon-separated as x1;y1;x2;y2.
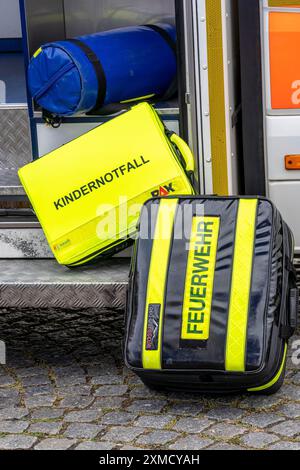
289;288;299;331
169;133;195;174
280;249;299;340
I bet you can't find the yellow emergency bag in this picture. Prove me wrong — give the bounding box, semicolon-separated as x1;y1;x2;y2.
18;103;195;267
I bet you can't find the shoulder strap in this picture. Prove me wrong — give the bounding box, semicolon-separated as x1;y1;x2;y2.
143;24;177;56
143;24;177;102
95;24;178;114
279;231;299;339
286;256;297;283
67;38;107;113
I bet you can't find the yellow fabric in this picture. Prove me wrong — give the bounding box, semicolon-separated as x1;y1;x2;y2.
18;103;194;265
33;48;42;58
225;199;258;372
142;199;178;370
120;94;155;103
248;343;288;392
170;133;195;173
181;216;220;341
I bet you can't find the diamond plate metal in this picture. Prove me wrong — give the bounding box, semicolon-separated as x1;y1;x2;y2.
0;259;129;309
0;283;127;309
0;107;32;192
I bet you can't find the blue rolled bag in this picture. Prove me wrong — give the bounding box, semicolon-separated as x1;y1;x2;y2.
28;23;177;118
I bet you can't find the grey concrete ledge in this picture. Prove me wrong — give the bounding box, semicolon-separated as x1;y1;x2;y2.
0;259;130;309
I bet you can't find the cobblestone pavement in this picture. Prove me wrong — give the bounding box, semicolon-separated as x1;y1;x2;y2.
0;308;299;450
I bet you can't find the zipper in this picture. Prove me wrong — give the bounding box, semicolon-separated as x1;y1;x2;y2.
34;62;76;101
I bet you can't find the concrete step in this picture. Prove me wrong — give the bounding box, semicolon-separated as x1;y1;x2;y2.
0;258;129;309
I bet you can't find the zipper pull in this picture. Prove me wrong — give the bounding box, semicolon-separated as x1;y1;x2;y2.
42;109;62;129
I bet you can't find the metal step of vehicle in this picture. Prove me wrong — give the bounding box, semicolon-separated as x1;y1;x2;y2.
0;256;299;311
0;258;129;309
0;209;52;258
0;105;31;196
0;211;131;309
0;209;133;258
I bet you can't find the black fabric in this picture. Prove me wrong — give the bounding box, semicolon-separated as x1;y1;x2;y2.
144;24;176;56
78;24;178;116
278;237;299;340
286;256;297;283
125;196;295;393
162;198;239;371
289;288;299;331
143;24;177;102
280;325;295;340
246;200;275;371
277;224;298;340
125;201;160;368
67;38;107;113
42;109;62;128
66;238;134;269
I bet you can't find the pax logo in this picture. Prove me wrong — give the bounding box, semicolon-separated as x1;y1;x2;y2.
151;183;175;198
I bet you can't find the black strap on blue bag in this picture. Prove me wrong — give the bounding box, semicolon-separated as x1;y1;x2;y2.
43;24;178;124
144;24;178;102
70;25;177;116
280;253;299;340
144;24;177;56
67;38;107;113
42;39;107;126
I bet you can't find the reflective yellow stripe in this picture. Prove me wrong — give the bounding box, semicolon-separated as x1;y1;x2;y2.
121;94;156;104
181;216;220;341
142;199;178;370
225;199;258;372
33;47;42;58
248;343;287;392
